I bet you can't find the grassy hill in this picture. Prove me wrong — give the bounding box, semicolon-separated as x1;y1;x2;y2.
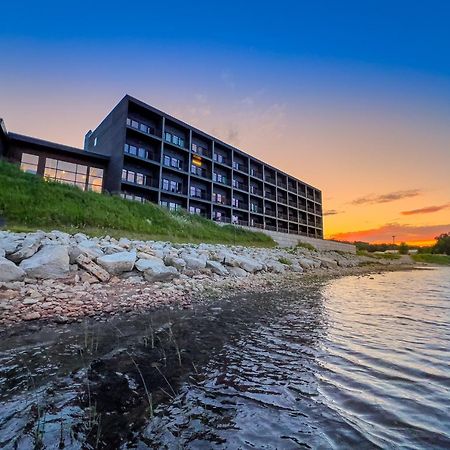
0;160;274;246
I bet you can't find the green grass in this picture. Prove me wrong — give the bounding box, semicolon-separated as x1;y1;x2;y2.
278;257;292;265
356;250;401;260
412;254;450;265
0;160;275;247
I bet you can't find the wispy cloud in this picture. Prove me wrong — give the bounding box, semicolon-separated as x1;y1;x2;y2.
401;203;450;215
351;189;422;205
330;223;450;244
323;209;344;216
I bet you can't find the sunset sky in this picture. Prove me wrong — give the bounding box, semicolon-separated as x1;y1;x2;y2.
1;1;449;245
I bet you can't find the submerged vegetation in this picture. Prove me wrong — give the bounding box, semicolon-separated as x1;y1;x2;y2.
0;160;274;246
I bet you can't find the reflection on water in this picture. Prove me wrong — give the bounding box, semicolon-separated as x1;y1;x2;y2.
1;267;449;449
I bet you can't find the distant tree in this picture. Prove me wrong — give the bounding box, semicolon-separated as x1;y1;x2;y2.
398;242;409;255
433;233;450;255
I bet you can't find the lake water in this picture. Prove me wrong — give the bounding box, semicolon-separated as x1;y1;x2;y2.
1;267;449;449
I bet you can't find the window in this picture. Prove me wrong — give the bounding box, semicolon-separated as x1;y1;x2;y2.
190;186;203;198
251;203;258;213
232;198;239;208
44;158;103;192
171;157;181;169
165;131;172;142
93;137;98;147
162;178;169;191
20;153;39;174
192;143;197;153
121;192;145;203
189;206;201;215
160;200;181;211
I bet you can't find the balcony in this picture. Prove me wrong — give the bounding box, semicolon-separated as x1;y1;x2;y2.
265;209;276;217
190;190;210;201
126;118;160;138
164;131;186;149
124;144;159;163
163;155;186;173
277;182;287;190
265;192;276;201
213;173;230;186
213;195;230;206
233;201;249;211
288;184;297;193
277;196;287;204
278;213;288;220
191;143;211;158
265;176;276;185
190;165;211;179
289;200;297;208
250;186;263;196
250;205;262;214
213;215;231;223
233;161;248;173
233;180;248;192
213;153;231;166
250;168;263;179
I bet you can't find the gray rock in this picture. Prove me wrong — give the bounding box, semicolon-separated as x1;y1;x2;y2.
97;251;136;275
181;253;207;270
102;244;126;255
235;256;263;273
19;245;70;279
228;266;249;277
164;255;187;271
318;257;338;269
0;235;23;255
0;248;5;258
206;260;228;276
142;261;179;282
9;233;43;263
0;256;26;282
297;257;318;270
265;260;286;273
135;256;166;272
23;312;41;321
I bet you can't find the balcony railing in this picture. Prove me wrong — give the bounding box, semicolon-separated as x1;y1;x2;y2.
190;191;210;201
191;144;211;158
233;161;248;173
277;196;287;204
288;184;297;193
277;183;287;190
265;176;276;184
233;180;248;191
278;213;288;220
265;209;276;217
213;196;230;206
289;200;297;207
213;216;231;223
233;202;249;211
250;186;263;196
124;144;159;163
250;205;261;214
265;192;276;201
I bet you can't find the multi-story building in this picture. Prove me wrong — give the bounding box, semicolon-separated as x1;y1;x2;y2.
1;95;323;238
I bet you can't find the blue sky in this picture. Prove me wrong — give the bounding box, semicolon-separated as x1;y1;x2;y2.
1;1;449;243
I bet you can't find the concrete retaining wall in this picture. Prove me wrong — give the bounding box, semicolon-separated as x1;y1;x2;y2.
241;226;356;253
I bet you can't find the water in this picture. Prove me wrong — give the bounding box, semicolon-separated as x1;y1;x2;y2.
1;267;449;449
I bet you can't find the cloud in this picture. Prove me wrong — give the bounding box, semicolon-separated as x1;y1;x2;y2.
401;203;450;215
351;189;422;205
323;209;344;216
330;223;450;244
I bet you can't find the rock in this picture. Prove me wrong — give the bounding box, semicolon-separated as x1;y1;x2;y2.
140;260;179;282
181;253;207;270
54;315;70;324
228;267;249;277
118;237;131;249
297;257;318;270
97;251;136;275
135;256;166;272
69;242;104;264
0;248;5;258
102;244;126;255
19;245;70;279
164;255;187;271
290;263;304;273
23;312;41;321
318;257;339;269
266;260;286;273
206;260;228;276
76;254;110;282
0;235;23;255
215;250;240;267
0;256;26;282
236;256;263;273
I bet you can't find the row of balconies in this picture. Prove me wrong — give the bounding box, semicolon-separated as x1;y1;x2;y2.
125;119;322;201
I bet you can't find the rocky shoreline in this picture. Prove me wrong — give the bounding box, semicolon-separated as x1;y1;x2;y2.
0;230;414;329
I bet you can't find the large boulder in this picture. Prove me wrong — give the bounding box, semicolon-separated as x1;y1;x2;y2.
9;233;43;263
97;251;136;275
317;256;339;269
19;245;70;279
139;259;179;282
206;260;228;276
0;235;23;255
181;253;207;270
265;260;286;274
69;241;104;264
135;256;166;272
164;255;187;271
0;256;26;282
297;257;318;270
228;266;248;277
235;255;263;273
